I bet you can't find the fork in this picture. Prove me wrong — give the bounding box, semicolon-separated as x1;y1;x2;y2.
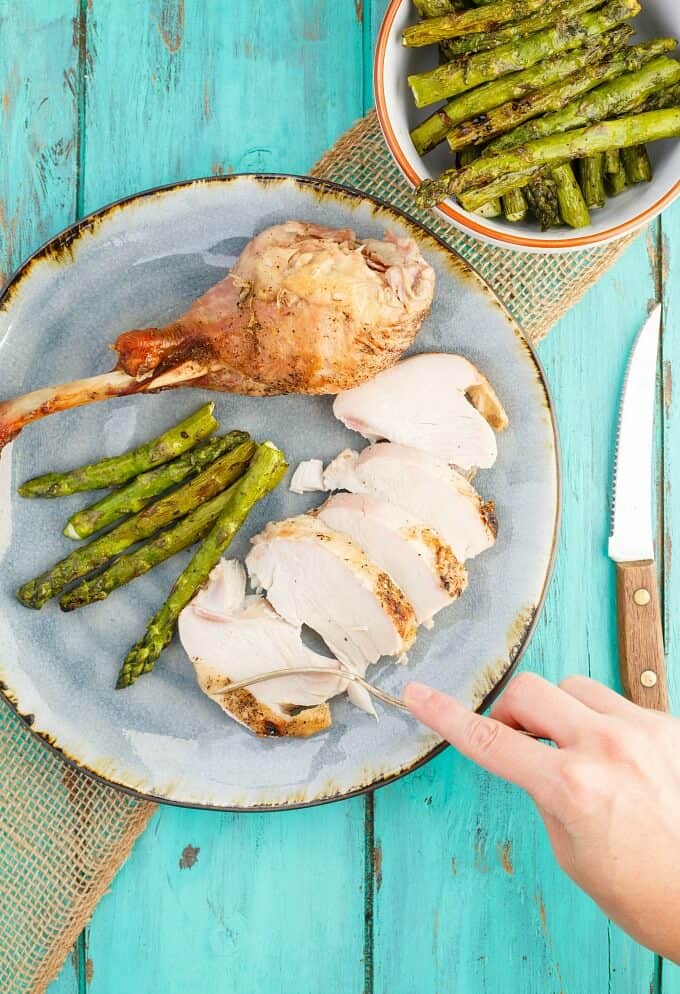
218;666;409;712
218;666;546;738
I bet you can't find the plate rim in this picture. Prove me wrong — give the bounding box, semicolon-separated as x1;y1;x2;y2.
0;171;562;811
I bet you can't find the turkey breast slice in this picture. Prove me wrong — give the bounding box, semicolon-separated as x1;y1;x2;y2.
179;562;353;738
246;515;417;677
333;353;508;470
316;493;467;626
289;458;325;494
323;443;497;562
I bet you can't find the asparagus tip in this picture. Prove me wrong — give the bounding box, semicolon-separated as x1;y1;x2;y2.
16;585;42;610
116;653;139;690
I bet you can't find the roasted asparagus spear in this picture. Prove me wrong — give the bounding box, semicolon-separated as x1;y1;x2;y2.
64;431;250;540
403;0;564;47
60;479;247;610
18;403;219;498
484;47;680;154
417;109;680;209
407;0;640;107
552;164;591;226
439;0;603;58
621;144;653;182
16;440;256;608
445;46;679;152
579;154;607;207
116;442;288;688
605;151;630;194
525;174;562;229
410;27;631;155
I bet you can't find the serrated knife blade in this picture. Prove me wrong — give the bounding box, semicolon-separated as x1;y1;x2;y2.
608;305;661;564
608;304;667;712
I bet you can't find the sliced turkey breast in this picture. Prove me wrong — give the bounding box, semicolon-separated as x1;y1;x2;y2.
179;562;350;737
246;515;417;679
333;353;508;470
323;443;497;562
316;493;467;626
289;458;325;494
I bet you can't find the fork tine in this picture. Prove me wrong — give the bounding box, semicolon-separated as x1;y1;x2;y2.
215;666;545;737
216;666;411;712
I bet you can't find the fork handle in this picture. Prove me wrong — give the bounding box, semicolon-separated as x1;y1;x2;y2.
616;560;668;712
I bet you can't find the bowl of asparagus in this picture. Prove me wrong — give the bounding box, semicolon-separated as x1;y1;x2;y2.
374;0;680;249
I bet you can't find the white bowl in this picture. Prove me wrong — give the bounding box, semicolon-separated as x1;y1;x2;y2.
374;0;680;251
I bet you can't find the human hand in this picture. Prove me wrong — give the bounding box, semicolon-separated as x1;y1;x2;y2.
404;673;680;963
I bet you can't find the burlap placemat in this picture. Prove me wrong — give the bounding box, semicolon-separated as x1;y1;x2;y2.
311;111;642;343
0;704;155;993
0;110;641;994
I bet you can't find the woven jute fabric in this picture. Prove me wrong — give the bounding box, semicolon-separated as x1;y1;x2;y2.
0;701;155;993
0;109;641;994
311;111;643;344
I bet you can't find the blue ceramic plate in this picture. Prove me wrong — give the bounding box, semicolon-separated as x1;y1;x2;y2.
0;175;559;810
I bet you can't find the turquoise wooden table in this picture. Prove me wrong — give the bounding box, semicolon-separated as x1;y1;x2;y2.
2;2;680;992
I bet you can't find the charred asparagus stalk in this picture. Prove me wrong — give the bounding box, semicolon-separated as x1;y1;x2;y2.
484;47;680;153
604;148;621;173
621;144;653;182
458;146;502;216
605;152;629;194
407;0;640;108
475;199;503;218
116;442;288;689
18;403;219;498
445;45;678;152
417;109;680;208
410;27;631;155
525;174;561;229
414;0;466;60
438;0;603;58
502;188;529;221
457;168;539;210
579;154;607;207
60;480;246;610
552;164;591;227
16;440;256;608
413;0;462;15
403;0;563;47
64;431;250;540
639;81;680;112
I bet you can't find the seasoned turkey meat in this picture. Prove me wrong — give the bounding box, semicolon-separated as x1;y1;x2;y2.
0;223;435;450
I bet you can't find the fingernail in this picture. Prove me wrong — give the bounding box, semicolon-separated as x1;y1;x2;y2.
404;682;434;706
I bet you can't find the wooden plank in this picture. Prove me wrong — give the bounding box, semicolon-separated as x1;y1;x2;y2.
80;0;365;214
0;4;86;992
371;236;659;994
86;802;366;994
0;0;80;282
46;953;80;994
658;199;680;994
367;0;387;107
77;3;368;992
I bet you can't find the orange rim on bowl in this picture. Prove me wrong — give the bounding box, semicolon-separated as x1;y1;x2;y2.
374;0;680;250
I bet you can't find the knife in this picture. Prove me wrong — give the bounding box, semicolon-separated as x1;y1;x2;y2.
609;304;668;711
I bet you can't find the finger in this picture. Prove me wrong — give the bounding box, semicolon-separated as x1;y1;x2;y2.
559;674;639;717
489;672;598;746
404;682;559;806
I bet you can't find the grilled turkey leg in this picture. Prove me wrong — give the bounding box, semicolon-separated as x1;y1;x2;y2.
0;222;435;451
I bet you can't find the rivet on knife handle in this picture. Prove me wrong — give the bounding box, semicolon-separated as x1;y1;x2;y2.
615;560;668;712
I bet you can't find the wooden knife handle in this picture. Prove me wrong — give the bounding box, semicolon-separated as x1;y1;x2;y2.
615;560;668;712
